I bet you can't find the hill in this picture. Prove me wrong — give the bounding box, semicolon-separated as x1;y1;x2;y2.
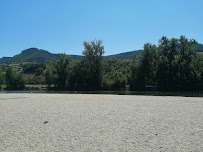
0;43;202;63
193;43;203;52
0;48;141;63
10;48;58;63
104;50;141;60
0;48;81;64
193;43;203;50
103;43;203;59
0;57;12;63
0;48;57;63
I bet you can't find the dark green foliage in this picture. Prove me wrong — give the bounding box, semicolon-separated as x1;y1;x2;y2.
130;36;202;91
35;67;44;76
0;64;43;86
129;55;140;90
44;35;202;92
5;67;15;89
111;71;126;90
68;40;105;91
32;76;45;85
103;59;131;90
0;57;11;64
23;63;46;76
0;65;7;72
0;67;4;88
5;67;28;90
21;63;46;85
14;74;28;90
46;54;73;90
192;53;203;90
45;67;53;88
25;74;45;85
2;36;202;91
176;36;197;91
130;44;158;91
68;59;88;90
156;37;179;91
81;40;105;90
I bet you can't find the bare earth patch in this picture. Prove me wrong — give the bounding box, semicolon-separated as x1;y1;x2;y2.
0;94;203;152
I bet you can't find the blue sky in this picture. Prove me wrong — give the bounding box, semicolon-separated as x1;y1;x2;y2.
0;0;203;58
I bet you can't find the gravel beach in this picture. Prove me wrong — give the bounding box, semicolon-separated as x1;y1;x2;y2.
0;94;203;152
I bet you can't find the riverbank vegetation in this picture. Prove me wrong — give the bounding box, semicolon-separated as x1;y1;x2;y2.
0;36;203;91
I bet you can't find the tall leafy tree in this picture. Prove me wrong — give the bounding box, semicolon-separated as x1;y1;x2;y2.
82;40;105;90
129;35;200;91
103;59;131;90
157;37;178;90
69;59;89;90
192;53;203;90
129;55;140;90
0;67;4;89
130;43;158;90
46;54;72;90
112;71;126;90
177;36;197;90
14;73;28;90
45;66;54;89
5;67;27;90
6;67;16;89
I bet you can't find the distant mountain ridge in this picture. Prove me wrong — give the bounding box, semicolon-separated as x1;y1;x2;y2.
0;43;203;64
0;48;81;64
0;48;141;63
0;57;12;63
8;48;58;63
103;50;141;60
192;43;203;52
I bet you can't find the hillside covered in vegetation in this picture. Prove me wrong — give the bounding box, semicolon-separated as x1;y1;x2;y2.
0;36;203;92
1;43;203;64
0;48;81;64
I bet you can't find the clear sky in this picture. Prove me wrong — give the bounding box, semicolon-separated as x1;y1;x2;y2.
0;0;203;58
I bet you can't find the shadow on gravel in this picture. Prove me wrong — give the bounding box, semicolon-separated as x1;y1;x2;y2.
0;90;202;97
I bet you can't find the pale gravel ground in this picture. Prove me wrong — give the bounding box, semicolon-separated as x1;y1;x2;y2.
0;94;203;152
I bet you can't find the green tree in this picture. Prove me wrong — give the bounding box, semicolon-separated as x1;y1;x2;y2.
45;66;53;89
82;40;105;90
68;59;89;90
112;71;126;90
35;67;44;76
6;67;16;89
47;54;72;90
192;53;203;90
6;67;27;90
23;63;46;75
130;35;201;91
0;67;4;89
103;59;132;90
130;43;158;90
157;37;178;90
177;36;197;90
129;55;140;90
14;73;28;90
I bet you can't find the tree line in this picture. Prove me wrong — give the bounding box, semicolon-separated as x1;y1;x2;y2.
0;67;28;90
0;36;203;91
129;36;203;91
